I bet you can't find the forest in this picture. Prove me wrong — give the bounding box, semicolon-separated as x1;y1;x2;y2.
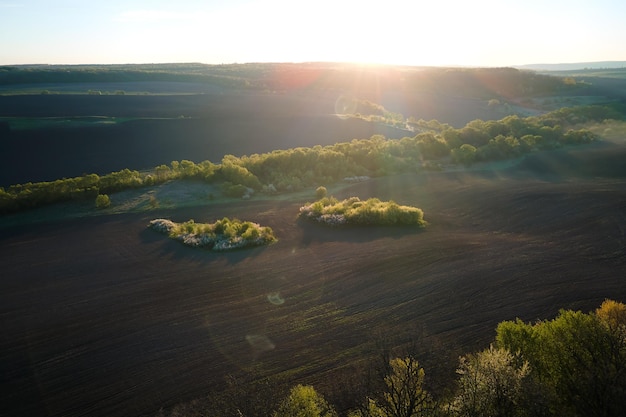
0;63;578;97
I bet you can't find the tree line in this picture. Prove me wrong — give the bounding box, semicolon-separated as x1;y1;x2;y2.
1;64;581;98
0;105;620;214
158;299;626;417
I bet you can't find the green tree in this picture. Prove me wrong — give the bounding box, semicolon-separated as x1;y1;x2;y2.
458;126;490;147
315;186;328;199
95;194;110;209
154;164;172;182
451;144;477;166
496;303;626;417
349;398;386;417
368;357;434;417
179;159;200;178
415;133;450;160
453;346;531;417
222;182;249;198
274;385;337;417
596;299;626;331
219;159;262;190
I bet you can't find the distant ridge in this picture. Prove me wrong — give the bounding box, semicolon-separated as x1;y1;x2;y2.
517;61;626;71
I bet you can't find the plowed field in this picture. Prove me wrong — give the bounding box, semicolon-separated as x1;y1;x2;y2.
1;141;625;416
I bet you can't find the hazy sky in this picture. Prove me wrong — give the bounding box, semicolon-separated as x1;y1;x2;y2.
1;0;625;66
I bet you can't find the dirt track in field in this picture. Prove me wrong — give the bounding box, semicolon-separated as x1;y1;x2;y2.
1;140;625;416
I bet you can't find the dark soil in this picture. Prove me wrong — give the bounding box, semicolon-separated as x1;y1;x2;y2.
1;140;625;416
0;89;515;187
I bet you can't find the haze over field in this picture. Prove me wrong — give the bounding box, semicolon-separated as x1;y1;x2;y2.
1;0;625;67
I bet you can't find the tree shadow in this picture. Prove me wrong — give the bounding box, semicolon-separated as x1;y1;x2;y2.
297;216;425;247
139;227;269;265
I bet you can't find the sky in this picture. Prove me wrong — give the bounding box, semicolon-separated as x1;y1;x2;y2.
1;0;625;67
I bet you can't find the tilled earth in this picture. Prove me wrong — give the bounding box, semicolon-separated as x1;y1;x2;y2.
1;142;625;417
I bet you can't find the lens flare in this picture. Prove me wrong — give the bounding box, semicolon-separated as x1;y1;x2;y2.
334;95;357;119
245;334;275;353
267;292;285;305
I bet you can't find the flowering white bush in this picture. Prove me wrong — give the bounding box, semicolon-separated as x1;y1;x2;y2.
149;218;177;233
343;176;370;183
318;213;347;226
179;233;216;247
299;204;318;219
213;236;245;251
148;217;276;251
299;196;426;227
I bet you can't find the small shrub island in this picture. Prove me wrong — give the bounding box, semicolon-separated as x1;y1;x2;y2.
299;196;426;227
149;217;276;251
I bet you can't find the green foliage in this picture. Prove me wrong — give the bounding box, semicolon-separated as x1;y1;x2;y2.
274;384;337;417
381;357;434;417
218;157;262;190
348;399;387;417
595;299;626;331
415;133;450;160
99;168;144;192
451;144;477;166
453;346;531;417
149;217;276;251
315;186;328;199
496;301;626;417
95;193;110;209
349;356;436;417
300;197;426;227
221;182;250;198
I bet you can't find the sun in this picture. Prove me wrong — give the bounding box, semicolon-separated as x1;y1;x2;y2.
189;0;480;67
264;0;462;67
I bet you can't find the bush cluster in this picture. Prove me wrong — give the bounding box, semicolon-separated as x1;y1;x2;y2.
299;196;426;227
149;217;276;251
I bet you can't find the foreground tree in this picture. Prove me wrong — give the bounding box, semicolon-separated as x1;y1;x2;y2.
496;300;626;417
453;346;531;417
274;385;337;417
351;357;435;417
382;357;435;417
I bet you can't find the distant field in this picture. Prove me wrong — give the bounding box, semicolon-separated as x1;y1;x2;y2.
0;81;227;96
